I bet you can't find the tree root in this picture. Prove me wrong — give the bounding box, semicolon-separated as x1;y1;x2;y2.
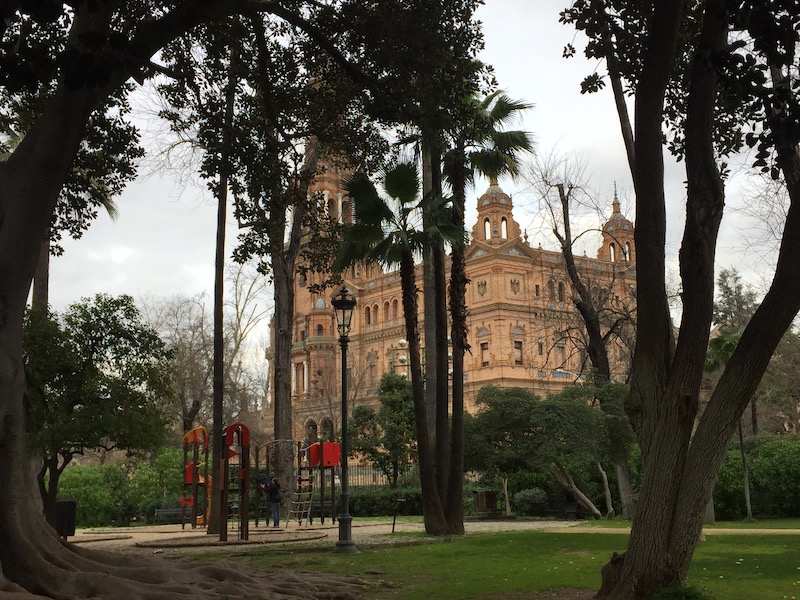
4;541;371;600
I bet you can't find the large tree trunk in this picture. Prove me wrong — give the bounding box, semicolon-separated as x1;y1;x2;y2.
598;0;800;596
444;155;469;534
421;143;439;449
31;236;50;314
400;250;447;535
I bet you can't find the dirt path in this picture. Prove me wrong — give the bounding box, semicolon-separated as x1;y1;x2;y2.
69;518;799;559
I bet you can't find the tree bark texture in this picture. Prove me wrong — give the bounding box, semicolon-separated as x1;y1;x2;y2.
445;153;469;534
601;0;800;596
400;250;447;535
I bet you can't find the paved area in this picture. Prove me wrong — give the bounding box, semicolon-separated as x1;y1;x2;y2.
68;518;799;558
67;518;584;555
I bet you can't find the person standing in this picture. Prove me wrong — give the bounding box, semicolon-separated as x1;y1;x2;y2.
266;477;282;527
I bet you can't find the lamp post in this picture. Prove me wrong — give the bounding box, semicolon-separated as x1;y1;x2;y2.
331;287;358;553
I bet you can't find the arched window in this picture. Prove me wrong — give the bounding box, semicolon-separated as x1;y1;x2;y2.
328;197;336;219
392;299;399;319
484;218;491;240
383;301;390;321
547;280;555;299
305;419;318;440
609;243;616;262
373;303;379;322
315;324;324;337
500;217;508;239
625;242;631;261
365;306;371;325
321;418;333;441
558;282;566;302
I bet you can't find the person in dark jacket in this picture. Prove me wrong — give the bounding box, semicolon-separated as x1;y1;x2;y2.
265;477;282;527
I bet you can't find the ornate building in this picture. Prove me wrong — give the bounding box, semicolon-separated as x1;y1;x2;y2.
277;174;636;441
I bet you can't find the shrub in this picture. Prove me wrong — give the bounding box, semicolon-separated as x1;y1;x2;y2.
748;435;800;517
128;448;184;521
713;447;745;520
59;463;131;527
349;486;422;516
513;488;548;516
713;435;800;519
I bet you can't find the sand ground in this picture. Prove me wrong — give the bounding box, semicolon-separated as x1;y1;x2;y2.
68;517;799;558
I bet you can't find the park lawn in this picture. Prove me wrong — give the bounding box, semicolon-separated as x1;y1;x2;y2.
231;531;798;599
583;517;800;530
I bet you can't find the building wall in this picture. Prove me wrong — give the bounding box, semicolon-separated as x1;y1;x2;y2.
276;177;636;441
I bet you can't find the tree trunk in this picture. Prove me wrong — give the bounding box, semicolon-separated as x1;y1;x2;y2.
208;49;238;535
421;143;438;449
31;236;50;314
597;461;615;519
444;152;468;534
502;477;512;516
549;464;602;519
614;459;637;520
738;420;753;521
750;396;758;436
400;250;447;535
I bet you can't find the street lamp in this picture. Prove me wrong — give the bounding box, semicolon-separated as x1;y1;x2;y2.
331;286;358;553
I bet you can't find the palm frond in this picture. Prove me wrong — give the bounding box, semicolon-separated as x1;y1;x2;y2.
383;162;420;206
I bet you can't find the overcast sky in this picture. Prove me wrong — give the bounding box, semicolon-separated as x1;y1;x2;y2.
47;1;768;313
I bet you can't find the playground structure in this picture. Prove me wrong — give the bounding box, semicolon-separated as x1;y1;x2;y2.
253;439;340;528
181;426;342;540
219;423;250;541
182;427;209;529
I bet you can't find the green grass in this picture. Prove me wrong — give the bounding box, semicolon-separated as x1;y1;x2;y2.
214;531;799;600
582;517;800;530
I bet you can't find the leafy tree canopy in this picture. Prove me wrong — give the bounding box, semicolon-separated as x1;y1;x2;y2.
465;385;603;477
350;372;416;488
24;294;174;464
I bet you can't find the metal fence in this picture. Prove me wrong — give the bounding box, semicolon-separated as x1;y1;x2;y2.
347;461;419;490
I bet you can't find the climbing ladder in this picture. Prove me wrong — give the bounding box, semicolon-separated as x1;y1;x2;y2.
287;470;314;527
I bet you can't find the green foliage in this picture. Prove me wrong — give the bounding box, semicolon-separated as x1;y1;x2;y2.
349;372;417;487
58;464;132;527
714;435;800;519
713;269;757;332
23;295;174;516
512;488;548;516
24;295;174;460
349;486;422;517
468;385;604;475
748;436;800;517
127;448;184;519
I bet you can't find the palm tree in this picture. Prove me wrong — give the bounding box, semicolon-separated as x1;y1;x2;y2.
441;91;533;529
333;161;460;535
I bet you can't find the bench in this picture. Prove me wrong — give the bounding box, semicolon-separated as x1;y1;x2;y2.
531;500;578;520
309;500;337;524
153;508;184;524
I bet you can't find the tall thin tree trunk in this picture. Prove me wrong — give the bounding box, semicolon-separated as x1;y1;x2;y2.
738;420;753;521
401;250;447;535
597;461;615;519
614;460;637;519
421;142;438;449
209;48;238;535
